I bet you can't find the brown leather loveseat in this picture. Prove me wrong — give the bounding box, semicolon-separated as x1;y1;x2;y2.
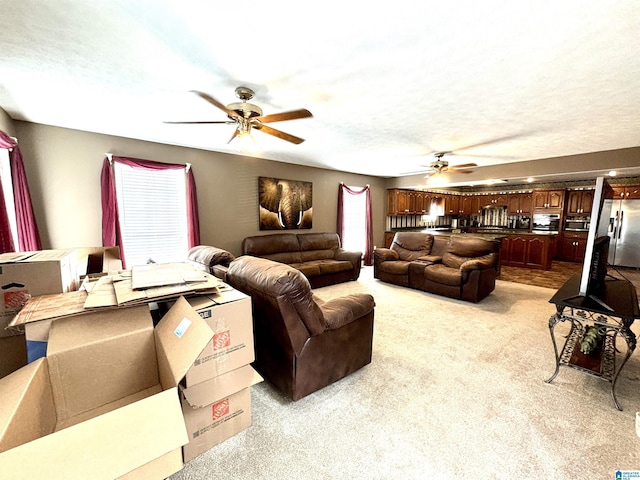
226;255;375;401
374;232;501;303
242;232;362;288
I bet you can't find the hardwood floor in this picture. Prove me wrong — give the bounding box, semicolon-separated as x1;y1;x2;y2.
499;261;640;294
499;261;581;290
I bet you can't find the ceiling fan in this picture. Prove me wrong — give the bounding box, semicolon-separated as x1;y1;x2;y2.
422;152;478;178
164;86;313;145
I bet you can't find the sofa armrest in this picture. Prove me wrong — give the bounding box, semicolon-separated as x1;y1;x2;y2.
460;253;497;273
418;255;442;264
188;245;236;272
315;293;375;331
373;248;398;263
335;248;362;265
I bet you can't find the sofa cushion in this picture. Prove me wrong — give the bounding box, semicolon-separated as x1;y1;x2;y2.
378;260;411;275
292;262;321;277
317;260;353;275
243;233;300;256
298;233;340;251
262;252;303;264
292;260;353;277
423;264;462;286
300;249;335;262
391;233;434;261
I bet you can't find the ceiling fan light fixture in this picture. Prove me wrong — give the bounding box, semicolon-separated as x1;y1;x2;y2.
235;130;260;153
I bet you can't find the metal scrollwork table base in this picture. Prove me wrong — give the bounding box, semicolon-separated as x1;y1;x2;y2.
545;273;640;411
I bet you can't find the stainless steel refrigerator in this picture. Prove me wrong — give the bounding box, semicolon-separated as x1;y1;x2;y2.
606;198;640;268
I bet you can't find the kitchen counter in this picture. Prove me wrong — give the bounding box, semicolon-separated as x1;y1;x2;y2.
386;227;555;236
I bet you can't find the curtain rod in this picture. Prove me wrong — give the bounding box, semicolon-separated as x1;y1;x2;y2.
105;152;191;169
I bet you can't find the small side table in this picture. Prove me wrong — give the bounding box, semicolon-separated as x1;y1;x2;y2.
545;273;640;411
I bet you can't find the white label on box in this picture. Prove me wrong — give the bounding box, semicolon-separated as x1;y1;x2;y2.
174;317;192;338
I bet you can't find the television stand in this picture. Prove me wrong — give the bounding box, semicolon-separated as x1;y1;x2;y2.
545;273;640;411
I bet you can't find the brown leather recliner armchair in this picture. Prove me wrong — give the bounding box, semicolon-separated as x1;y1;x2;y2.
226;255;375;401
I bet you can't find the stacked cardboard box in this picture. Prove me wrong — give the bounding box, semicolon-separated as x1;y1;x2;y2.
0;249;79;376
178;286;262;463
0;297;214;479
0;249;79;336
0;257;261;471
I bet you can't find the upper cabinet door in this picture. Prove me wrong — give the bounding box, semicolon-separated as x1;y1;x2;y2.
547;190;564;209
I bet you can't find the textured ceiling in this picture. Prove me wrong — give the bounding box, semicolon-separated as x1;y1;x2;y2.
1;1;640;185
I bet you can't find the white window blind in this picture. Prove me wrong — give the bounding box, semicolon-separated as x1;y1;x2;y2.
0;149;18;250
341;185;367;253
113;162;188;267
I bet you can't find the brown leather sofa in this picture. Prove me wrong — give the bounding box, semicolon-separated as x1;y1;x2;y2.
374;232;501;302
226;255;375;401
242;232;362;288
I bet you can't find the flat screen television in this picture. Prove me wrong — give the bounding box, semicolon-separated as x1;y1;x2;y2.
564;176;615;310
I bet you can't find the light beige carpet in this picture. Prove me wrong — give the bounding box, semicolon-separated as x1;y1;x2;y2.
172;267;640;480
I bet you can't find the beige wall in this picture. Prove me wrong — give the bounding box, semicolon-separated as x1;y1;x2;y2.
0;107;15;135
14;121;387;256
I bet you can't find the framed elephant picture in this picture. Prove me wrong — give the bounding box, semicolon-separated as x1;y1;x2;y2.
259;177;313;230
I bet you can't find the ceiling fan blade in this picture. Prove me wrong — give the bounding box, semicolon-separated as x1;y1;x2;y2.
227;127;240;144
163;120;236;124
453;170;474;174
448;163;478;170
191;90;239;117
256;124;305;144
259;109;313;123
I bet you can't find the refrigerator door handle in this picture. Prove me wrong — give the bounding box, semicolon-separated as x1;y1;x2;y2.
612;210;619;239
618;210;624;240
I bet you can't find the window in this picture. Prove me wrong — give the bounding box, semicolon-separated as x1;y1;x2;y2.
337;184;373;265
341;186;367;253
113;161;189;267
0;148;18;249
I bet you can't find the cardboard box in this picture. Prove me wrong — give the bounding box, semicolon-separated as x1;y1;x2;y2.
180;365;262;462
9;262;223;362
0;250;79;339
183;287;254;387
75;246;122;277
5;290;89;363
0;296;214;479
0;334;27;379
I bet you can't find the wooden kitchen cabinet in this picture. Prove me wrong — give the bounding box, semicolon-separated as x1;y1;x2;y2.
414;191;432;214
559;232;588;262
387;189;412;214
566;190;594;215
388;189;437;215
443;194;460;215
501;234;554;270
460;195;480;215
507;193;533;215
481;193;508;207
533;190;565;211
612;185;640;199
384;232;396;248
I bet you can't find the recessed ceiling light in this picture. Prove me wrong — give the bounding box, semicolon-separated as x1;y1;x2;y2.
608;170;617;177
526;177;534;183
